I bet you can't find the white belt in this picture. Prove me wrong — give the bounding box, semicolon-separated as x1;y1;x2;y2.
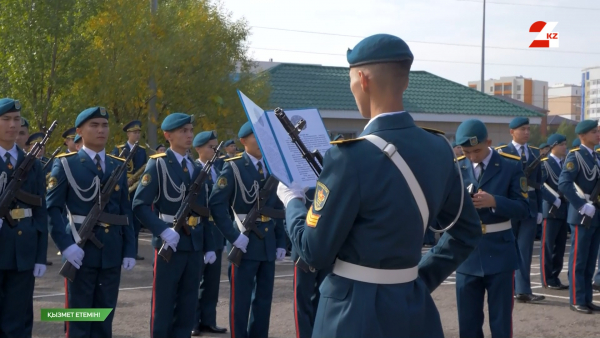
159;213;201;225
71;215;87;224
332;258;418;285
8;208;32;220
481;220;512;234
528;187;535;192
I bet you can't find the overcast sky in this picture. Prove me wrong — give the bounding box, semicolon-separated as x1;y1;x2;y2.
221;0;599;88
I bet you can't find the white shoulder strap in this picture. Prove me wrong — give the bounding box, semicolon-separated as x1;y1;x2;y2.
362;135;429;233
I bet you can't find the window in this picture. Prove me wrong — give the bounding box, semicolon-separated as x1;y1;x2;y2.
504;84;512;92
592;90;598;95
494;84;502;92
516;94;521;100
490;86;493;92
516;85;521;91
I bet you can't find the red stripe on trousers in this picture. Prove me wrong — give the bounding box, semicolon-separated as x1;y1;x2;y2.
294;266;300;338
231;265;236;338
541;220;547;286
572;226;579;304
151;250;158;337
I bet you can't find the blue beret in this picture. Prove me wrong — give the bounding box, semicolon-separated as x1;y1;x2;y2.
509;117;529;129
347;34;414;67
123;120;142;132
572;138;581;147
26;132;44;146
539;143;548;149
547;133;566;146
75;107;108;128
224;139;235;147
455;119;488;147
74;134;82;144
21;117;29;128
238;121;254;138
0;98;21;116
193;131;216;147
333;134;344;141
575;119;598;135
451;141;457;148
62;127;76;139
161;113;193;132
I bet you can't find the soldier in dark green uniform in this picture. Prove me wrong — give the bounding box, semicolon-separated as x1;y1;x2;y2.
112;120;148;260
132;113;215;338
62;127;77;154
191;131;227;336
16;116;29;150
209;122;287;338
47;107;136;338
0;98;48;338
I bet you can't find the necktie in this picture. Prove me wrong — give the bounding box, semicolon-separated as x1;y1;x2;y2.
4;153;12;171
559;159;563;169
520;146;527;169
257;161;264;178
477;162;485;182
181;158;190;177
95;154;103;173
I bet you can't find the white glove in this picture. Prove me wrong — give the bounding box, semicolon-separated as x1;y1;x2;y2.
233;233;249;253
580;203;596;217
553;198;561;208
204;251;217;264
277;182;306;208
122;257;136;271
62;244;85;269
276;248;286;261
160;228;180;251
33;263;46;277
536;213;543;224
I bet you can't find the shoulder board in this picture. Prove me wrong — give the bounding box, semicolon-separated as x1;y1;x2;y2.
421;127;445;135
569;147;580;153
330;137;364;145
138;145;146;149
218;155;227;159
495;145;508;150
107;154;125;161
117;144;125;148
224;155;242;162
455;155;466;161
540;157;549;161
499;152;520;160
529;146;539;150
596;149;600;153
150;153;167;159
55;152;76;158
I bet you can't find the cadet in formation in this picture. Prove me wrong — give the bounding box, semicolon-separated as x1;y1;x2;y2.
223;139;238;159
539;133;569;290
47;107;136;338
26;132;52;176
276;34;481;338
16;116;29;150
155;144;167;154
209;122;287;338
62;127;77;154
291;186;333;338
496;117;545;303
132;113;216;338
595;144;600;292
0;98;48;338
558;119;600;314
74;134;82;151
454;119;528;338
191;131;227;336
112;120;148;261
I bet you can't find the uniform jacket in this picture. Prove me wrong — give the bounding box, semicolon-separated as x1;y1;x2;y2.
540;156;569;219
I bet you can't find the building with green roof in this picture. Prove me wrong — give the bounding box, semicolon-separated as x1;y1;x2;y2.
261;62;544;143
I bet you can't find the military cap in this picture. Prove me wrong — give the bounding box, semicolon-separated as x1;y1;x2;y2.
75;107;108;128
21;117;29;128
224;139;235;147
238;121;254;138
123;120;142;132
509;117;529;129
347;34;413;67
547;133;566;146
575;119;598;135
193;131;216;147
26;132;44;146
455;119;488;147
62;127;76;139
572;138;581;148
539;142;548;149
333;134;344;141
0;98;21;116
161;113;193;132
74;134;82;144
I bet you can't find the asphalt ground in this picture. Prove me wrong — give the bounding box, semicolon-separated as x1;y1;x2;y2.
32;230;600;338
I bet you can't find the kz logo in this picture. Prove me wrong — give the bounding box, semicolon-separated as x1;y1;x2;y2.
529;21;558;48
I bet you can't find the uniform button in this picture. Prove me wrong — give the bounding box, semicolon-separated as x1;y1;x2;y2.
105;229;109;233
265;228;268;232
17;230;22;235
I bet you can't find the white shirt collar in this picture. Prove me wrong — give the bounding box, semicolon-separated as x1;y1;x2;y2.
171;149;190;164
580;144;594;155
549;153;563;165
127;141;135;149
472;147;494;168
511;140;528;152
82;145;105;163
0;144;18;162
363;111;406;130
246;152;265;174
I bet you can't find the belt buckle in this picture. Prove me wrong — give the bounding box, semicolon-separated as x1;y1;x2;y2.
208;215;214;222
10;208;24;220
261;215;271;222
187;216;198;228
481;223;486;235
99;223;109;228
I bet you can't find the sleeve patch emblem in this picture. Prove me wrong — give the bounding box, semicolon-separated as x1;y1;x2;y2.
306;206;321;228
217;176;227;188
566;161;575;171
47;176;57;190
313;181;329;211
141;173;151;186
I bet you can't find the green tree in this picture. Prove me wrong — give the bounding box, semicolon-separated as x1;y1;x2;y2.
554;121;577;147
528;124;546;148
